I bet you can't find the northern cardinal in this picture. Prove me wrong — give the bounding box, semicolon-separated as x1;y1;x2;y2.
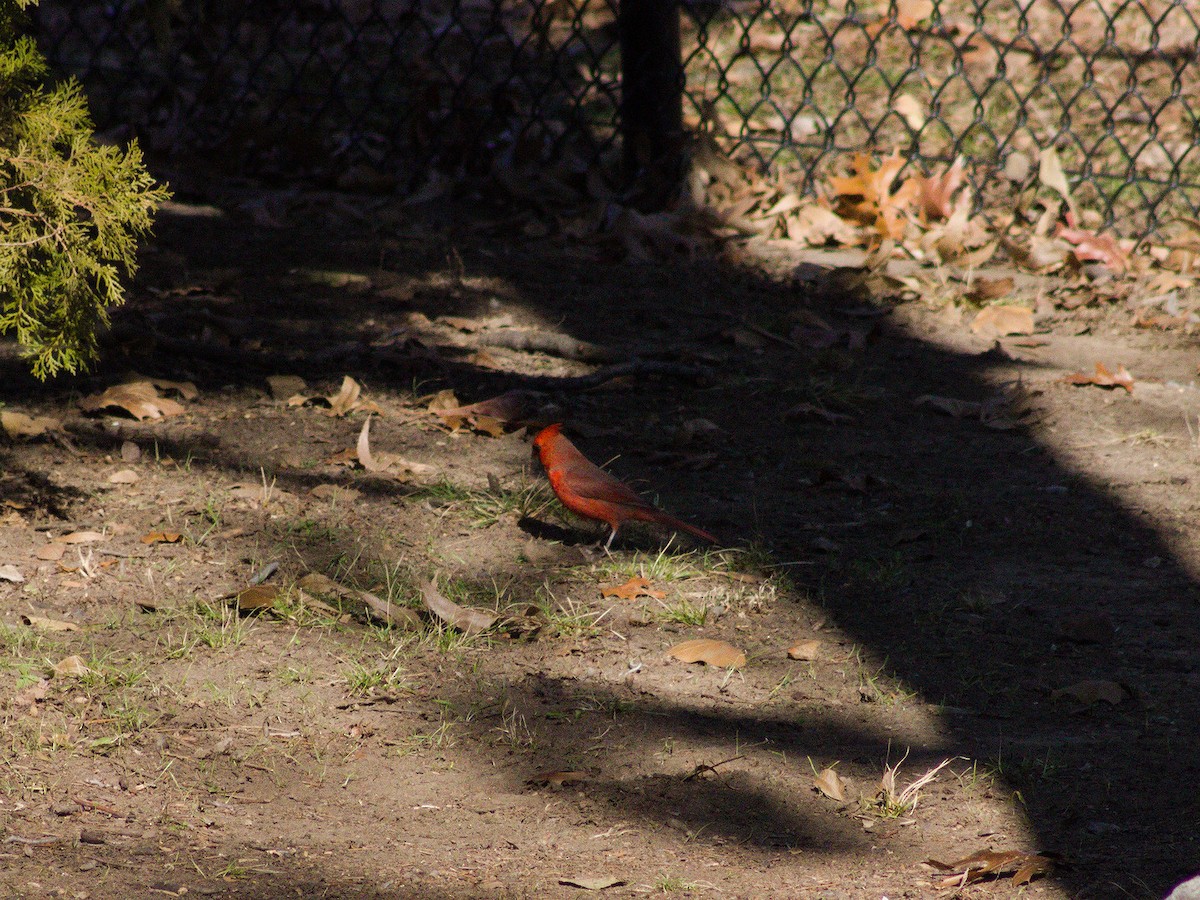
532;423;717;550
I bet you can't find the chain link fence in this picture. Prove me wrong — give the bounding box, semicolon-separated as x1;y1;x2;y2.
32;0;1200;232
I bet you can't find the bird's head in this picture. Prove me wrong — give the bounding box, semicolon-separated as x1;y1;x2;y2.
531;423;562;465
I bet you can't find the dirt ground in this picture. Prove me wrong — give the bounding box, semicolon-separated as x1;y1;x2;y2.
1;184;1199;900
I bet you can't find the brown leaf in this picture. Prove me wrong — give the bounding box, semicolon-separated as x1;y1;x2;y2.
1057;212;1128;273
1;410;62;439
54;531;106;544
558;876;624;891
327;375;363;417
813;767;847;802
915;157;966;220
36;543;66;561
1062;362;1134;393
964;276;1014;304
529;770;589;787
600;576;666;601
787;640;821;661
432;389;542;434
927;849;1055;885
420;579;496;635
0;563;23;583
52;655;90;677
970;305;1034;339
423;388;460;413
666;638;746;668
356;415;386;472
235;584;281;612
107;469;139;485
266;375;307;400
20;615;77;632
140;531;183;545
79;382;185;421
829;150;918;239
1052;679;1127;706
146;377;199;401
894;0;934;29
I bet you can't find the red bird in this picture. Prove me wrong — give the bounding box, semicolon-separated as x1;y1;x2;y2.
533;423;717;550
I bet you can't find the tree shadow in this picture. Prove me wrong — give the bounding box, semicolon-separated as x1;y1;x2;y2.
2;195;1197;897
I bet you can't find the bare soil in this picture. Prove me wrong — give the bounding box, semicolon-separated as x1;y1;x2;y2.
1;188;1198;899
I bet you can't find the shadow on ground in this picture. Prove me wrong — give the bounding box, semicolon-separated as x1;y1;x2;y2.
2;190;1197;898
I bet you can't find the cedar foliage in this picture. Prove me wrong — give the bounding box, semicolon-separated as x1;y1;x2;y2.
0;0;168;378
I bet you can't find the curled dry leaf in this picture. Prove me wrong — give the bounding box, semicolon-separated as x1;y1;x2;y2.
927;848;1056;886
420;579;497;635
36;543;66;561
787;639;821;661
600;576;666;601
970;305;1034;339
140;531;182;545
1052;679;1127;706
828;149;918;239
1;410;62;439
266;374;307;401
327;375;363;417
107;469;139;485
1062;362;1134;393
355;416;436;477
144;376;198;401
813;767;848;802
21;614;77;631
79;381;186;421
666;638;746;668
0;563;24;583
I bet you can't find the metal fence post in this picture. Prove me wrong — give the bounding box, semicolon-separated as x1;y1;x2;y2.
619;0;683;209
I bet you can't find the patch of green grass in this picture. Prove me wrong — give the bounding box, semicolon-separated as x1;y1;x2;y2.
653;596;709;626
652;874;697;893
412;475;554;528
344;659;410;696
593;547;705;583
536;587;605;640
157;600;254;658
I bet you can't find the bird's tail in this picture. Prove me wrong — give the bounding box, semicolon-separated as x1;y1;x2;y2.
646;511;718;545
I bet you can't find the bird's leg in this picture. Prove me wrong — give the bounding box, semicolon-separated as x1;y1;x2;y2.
603;526;618;553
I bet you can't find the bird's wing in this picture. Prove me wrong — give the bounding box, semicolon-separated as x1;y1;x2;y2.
556;460;657;511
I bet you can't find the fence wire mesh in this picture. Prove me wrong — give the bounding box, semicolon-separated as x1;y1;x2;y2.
32;0;1200;233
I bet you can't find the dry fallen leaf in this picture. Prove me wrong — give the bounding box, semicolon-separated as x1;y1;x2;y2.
829;149;918;238
558;876;624;891
1062;362;1134;393
813;767;847;802
357;415;386;473
927;848;1056;886
20;614;77;631
54;531;106;544
964;275;1014;304
52;655;90;677
327;375;363;417
107;469;139;485
0;564;24;583
1052;679;1127;706
600;576;667;601
140;531;183;545
1;410;62;439
970;305;1034;339
529;770;589;787
235;584;281;612
666;638;746;668
266;374;307;400
420;579;497;635
1057;212;1128;273
787;639;821;661
915;156;966;221
36;543;66;561
354;416;436;477
432;389;543;434
79;381;186;421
